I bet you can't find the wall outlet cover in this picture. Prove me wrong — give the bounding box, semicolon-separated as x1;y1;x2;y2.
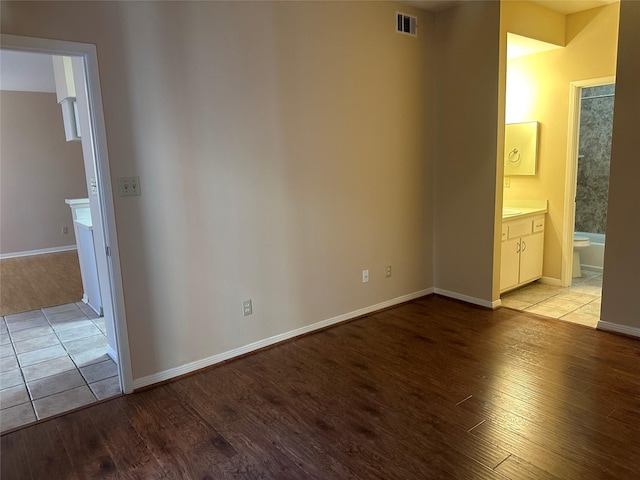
362;270;369;283
243;299;253;316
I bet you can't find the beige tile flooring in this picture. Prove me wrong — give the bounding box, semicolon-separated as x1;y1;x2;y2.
501;269;602;328
0;302;120;433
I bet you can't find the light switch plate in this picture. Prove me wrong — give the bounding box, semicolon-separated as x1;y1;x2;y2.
118;176;141;196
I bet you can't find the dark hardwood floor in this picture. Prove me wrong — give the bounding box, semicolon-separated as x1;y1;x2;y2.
2;295;639;479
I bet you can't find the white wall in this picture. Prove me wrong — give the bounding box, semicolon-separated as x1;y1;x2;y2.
0;90;87;255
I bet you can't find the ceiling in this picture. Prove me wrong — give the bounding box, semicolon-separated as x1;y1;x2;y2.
0;50;56;93
401;0;618;15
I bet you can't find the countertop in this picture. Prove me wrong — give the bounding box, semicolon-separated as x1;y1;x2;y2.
502;199;547;220
65;198;90;206
74;218;93;230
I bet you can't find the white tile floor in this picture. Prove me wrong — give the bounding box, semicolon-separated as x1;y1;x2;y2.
0;302;120;433
501;269;602;328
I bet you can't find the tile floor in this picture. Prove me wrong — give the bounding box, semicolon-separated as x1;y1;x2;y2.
0;302;120;433
501;269;602;328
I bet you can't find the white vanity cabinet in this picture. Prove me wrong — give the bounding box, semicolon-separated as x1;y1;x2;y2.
500;215;545;293
66;198;102;315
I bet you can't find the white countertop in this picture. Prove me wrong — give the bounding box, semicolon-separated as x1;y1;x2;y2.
65;198;90;206
502;199;547;220
74;218;93;230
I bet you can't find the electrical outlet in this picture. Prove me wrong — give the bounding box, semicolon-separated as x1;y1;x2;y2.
118;176;141;196
362;270;369;283
504;176;510;188
243;299;253;316
62;226;69;235
385;265;392;278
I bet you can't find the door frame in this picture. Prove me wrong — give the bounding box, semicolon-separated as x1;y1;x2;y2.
1;34;133;393
561;75;615;287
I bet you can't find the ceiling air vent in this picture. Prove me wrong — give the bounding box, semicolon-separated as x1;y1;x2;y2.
396;12;417;37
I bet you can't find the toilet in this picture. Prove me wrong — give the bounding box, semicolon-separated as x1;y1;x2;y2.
573;235;591;277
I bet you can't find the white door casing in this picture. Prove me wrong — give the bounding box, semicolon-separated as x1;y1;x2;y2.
1;33;133;394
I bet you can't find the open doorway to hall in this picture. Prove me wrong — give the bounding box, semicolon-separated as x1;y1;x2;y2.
0;47;123;433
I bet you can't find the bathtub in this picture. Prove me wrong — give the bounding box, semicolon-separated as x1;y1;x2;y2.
575;231;605;272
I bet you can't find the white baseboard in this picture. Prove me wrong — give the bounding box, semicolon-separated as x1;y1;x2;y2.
0;245;76;259
433;288;498;309
539;276;563;286
597;320;640;338
132;288;434;390
582;265;604;273
106;345;118;364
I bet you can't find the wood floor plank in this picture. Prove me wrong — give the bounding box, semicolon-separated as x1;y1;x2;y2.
0;251;82;316
470;418;634;480
495;454;564;480
218;416;335;480
20;420;80;480
0;431;31;480
54;409;119;479
122;386;238;479
460;396;640;478
563;363;640;397
457;388;640;453
233;331;511;477
88;398;169;479
1;296;638;478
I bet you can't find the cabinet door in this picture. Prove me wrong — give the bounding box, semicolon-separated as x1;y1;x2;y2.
519;233;544;284
500;238;520;292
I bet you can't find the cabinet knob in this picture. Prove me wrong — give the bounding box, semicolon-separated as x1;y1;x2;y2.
522;240;527;252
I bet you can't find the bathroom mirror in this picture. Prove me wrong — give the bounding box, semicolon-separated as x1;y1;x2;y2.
504;121;539;176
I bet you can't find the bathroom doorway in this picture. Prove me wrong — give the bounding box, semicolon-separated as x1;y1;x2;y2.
563;77;615;293
499;77;615;328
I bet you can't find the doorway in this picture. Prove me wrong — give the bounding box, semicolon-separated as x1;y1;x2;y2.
564;78;615;287
500;78;614;327
0;34;132;432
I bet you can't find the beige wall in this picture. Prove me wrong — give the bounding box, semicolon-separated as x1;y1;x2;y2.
501;3;619;281
0;91;87;254
433;1;501;303
601;0;640;330
0;1;435;379
502;0;566;46
1;0;636;383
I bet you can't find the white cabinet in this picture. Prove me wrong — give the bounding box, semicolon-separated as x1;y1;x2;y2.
66;198;102;315
75;220;102;315
500;215;545;293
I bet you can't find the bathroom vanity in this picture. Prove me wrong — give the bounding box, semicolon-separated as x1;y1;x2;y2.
500;200;548;293
65;198;102;315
